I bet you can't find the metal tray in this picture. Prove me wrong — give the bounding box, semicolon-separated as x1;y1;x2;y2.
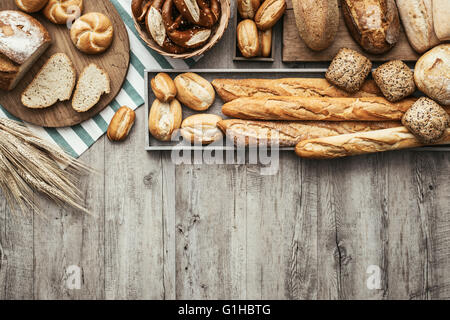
144;69;450;152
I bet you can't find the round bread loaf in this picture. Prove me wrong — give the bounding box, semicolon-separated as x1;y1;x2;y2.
414;44;450;106
70;12;114;54
43;0;83;24
401;97;450;144
15;0;49;13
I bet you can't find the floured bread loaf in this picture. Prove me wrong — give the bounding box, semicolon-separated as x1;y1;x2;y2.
0;10;51;91
21;53;76;108
72;63;110;112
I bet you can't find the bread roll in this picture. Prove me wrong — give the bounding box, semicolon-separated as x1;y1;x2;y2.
258;28;272;57
174;72;215;111
238;0;260;19
295;127;450;159
211;78;381;102
70;12;114;54
181;114;223;145
292;0;339;51
222;96;416;121
44;0;83;25
254;0;286;31
414;44;450;106
15;0;49;13
396;0;440;53
372;60;416;102
341;0;400;54
217;119;401;147
151;72;177;102
149;99;182;141
433;0;450;41
237;19;259;58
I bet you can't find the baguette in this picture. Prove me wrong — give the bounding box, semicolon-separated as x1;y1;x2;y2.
221;96;416;121
295;127;450;159
212;78;381;102
217;119;401;147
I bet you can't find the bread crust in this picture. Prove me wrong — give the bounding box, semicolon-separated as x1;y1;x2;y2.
15;0;49;13
414;44;450;106
292;0;339;51
43;0;83;24
221;96;416;121
433;0;450;41
341;0;400;54
212;78;381;102
217;119;401;147
295;127;450;159
397;0;439;53
70;12;114;54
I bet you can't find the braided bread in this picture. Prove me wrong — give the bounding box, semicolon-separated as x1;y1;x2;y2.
43;0;83;25
70;12;114;54
15;0;48;13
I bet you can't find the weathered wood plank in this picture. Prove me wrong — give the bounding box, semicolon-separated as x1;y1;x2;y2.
0;197;34;300
104;106;170;299
33;141;105;300
175;163;247;299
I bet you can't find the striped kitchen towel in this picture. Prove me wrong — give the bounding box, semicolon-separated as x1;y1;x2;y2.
0;0;199;158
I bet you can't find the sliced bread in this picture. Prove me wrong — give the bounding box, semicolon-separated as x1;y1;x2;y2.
21;53;76;108
72;64;110;113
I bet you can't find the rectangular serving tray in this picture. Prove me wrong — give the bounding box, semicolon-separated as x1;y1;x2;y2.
144;69;450;152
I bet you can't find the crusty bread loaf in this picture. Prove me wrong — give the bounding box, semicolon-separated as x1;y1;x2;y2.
433;0;450;41
217;119;401;147
414;44;450;106
341;0;400;54
292;0;339;51
396;0;440;53
0;10;51;91
212;78;381;102
72;64;110;112
295;127;450;159
21;53;76;108
70;12;114;55
221;96;416;121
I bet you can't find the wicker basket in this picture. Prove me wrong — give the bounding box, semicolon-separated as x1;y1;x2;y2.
133;0;230;59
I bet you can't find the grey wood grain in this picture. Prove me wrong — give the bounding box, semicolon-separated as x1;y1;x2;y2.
1;0;450;300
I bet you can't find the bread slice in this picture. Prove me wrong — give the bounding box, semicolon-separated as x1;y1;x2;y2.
21;53;76;109
72;64;110;113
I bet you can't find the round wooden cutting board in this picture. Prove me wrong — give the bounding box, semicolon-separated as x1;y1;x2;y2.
0;0;130;127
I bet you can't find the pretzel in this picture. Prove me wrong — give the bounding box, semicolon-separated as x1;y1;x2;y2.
162;0;212;49
131;0;152;22
173;0;220;28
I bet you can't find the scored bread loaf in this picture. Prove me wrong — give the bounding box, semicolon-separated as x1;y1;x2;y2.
21;53;76;109
212;78;381;102
295;127;450;159
221;96;417;121
217;119;401;147
72;64;110;112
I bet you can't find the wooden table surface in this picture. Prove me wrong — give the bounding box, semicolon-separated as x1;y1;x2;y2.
1;10;450;300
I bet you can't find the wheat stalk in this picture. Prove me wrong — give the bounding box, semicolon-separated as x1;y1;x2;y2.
0;118;92;215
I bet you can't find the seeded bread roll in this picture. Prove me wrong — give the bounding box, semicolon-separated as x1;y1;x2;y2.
217;119;401;147
221;96;416;121
212;78;381;102
325;48;372;93
372;60;416;102
401;97;450;144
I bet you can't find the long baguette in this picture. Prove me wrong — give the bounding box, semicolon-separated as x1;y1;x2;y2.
295;127;450;159
222;97;417;121
212;78;381;102
217;119;401;147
